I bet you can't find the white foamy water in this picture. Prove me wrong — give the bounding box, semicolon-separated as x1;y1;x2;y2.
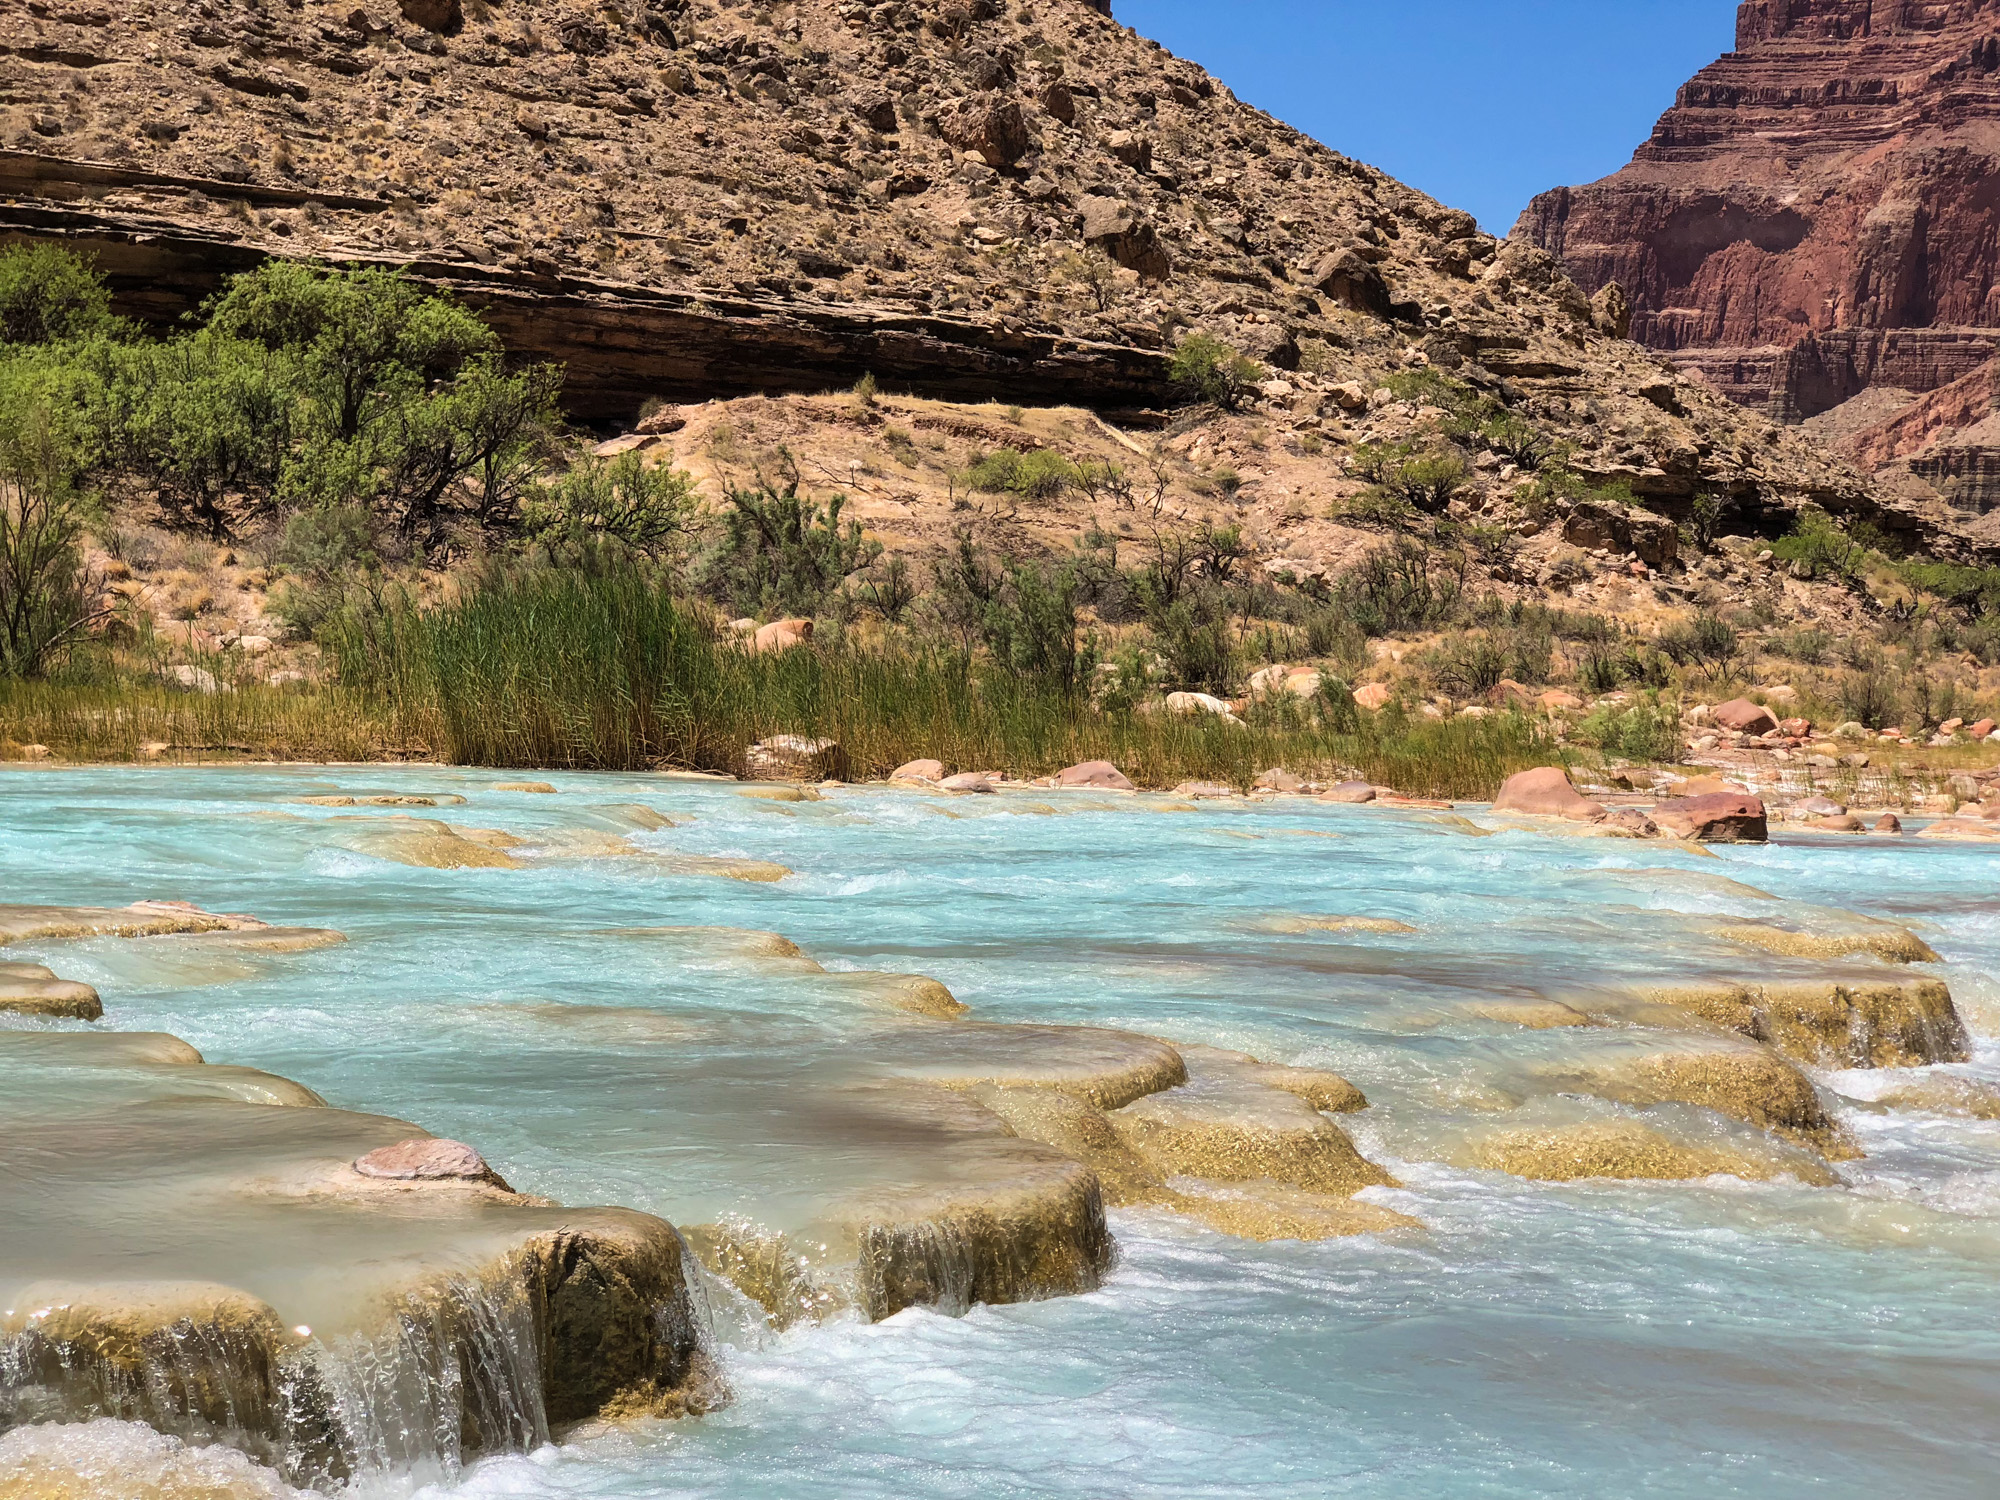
5;766;2000;1498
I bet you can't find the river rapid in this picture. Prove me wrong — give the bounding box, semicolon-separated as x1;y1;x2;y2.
3;764;1998;1499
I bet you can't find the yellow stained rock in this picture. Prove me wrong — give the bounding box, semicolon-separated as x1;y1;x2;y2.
1175;1042;1368;1113
1466;1119;1840;1186
1708;920;1941;965
494;781;558;793
1249;913;1419;936
1466;998;1597;1030
1108;1072;1394;1196
598;925;807;960
660;855;792;883
0;961;102;1020
1171;1182;1420;1242
1628;976;1969;1068
822;971;968;1019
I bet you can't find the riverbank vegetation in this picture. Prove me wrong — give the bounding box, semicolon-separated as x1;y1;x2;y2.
6;248;2000;792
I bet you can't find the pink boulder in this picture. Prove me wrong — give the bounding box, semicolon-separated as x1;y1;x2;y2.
1970;719;1996;740
1777;717;1812;738
940;772;995;793
1652;793;1768;843
1796;796;1847;818
1057;760;1136;791
1602;807;1658;836
355;1138;512;1190
1353;683;1392;711
892;759;945;783
1321;782;1376;804
752;618;814;654
1491;766;1607;822
1712;698;1779;735
1810;814;1864;833
1254;768;1305;793
1872;813;1904;835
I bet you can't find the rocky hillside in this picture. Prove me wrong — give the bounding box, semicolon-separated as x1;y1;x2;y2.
0;0;1968;570
1519;0;2000;535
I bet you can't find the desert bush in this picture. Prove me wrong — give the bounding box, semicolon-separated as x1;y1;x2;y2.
1167;333;1263;410
698;480;880;619
1334;539;1466;636
522;451;697;558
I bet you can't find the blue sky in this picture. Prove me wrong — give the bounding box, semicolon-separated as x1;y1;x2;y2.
1117;1;1739;233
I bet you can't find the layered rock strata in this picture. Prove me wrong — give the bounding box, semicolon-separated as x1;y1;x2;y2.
1520;1;2000;520
0;0;1934;553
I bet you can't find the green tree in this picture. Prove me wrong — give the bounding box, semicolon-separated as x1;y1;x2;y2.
0;244;120;346
204;262;495;439
0;356;107;676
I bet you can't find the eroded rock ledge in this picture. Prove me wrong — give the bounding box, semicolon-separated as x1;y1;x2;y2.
0;1027;718;1488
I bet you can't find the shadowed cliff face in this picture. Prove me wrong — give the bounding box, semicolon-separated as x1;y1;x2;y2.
1519;0;2000;519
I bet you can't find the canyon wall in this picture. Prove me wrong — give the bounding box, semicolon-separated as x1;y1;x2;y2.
1520;0;2000;519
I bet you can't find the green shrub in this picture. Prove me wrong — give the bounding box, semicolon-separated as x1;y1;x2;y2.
0;358;104;676
0;244;119;346
1574;697;1679;762
698;481;880;619
1146;585;1237;694
1658;611;1738;680
1771;508;1868;582
1334;539;1466;636
964;447;1079;501
522;452;697;558
1168;333;1263;410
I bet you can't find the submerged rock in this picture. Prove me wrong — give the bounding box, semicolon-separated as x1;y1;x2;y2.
1870;1073;2000;1120
493;782;558;793
685;1082;1113;1327
0;960;102;1019
1708;919;1940;965
1170;1183;1418;1242
1465;1117;1839;1186
1465;998;1598;1030
1248;912;1419;936
1539;1038;1854;1157
0;1418;308;1500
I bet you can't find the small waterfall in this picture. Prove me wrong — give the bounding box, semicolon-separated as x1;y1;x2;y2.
277;1262;549;1489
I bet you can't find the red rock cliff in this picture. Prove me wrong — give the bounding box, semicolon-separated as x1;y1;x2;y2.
1519;1;2000;517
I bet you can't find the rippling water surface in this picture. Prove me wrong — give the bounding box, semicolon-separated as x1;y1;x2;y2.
4;764;1999;1499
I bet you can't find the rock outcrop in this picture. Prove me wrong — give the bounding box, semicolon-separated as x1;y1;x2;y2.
0;0;1916;558
1519;2;2000;529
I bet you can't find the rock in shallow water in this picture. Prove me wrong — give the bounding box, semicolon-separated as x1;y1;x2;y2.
0;1029;719;1486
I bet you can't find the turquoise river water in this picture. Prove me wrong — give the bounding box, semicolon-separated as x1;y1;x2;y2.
3;764;1999;1498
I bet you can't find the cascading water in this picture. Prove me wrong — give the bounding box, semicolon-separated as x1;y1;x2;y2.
4;765;2000;1499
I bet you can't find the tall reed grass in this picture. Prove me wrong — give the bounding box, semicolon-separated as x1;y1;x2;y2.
4;567;1562;798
